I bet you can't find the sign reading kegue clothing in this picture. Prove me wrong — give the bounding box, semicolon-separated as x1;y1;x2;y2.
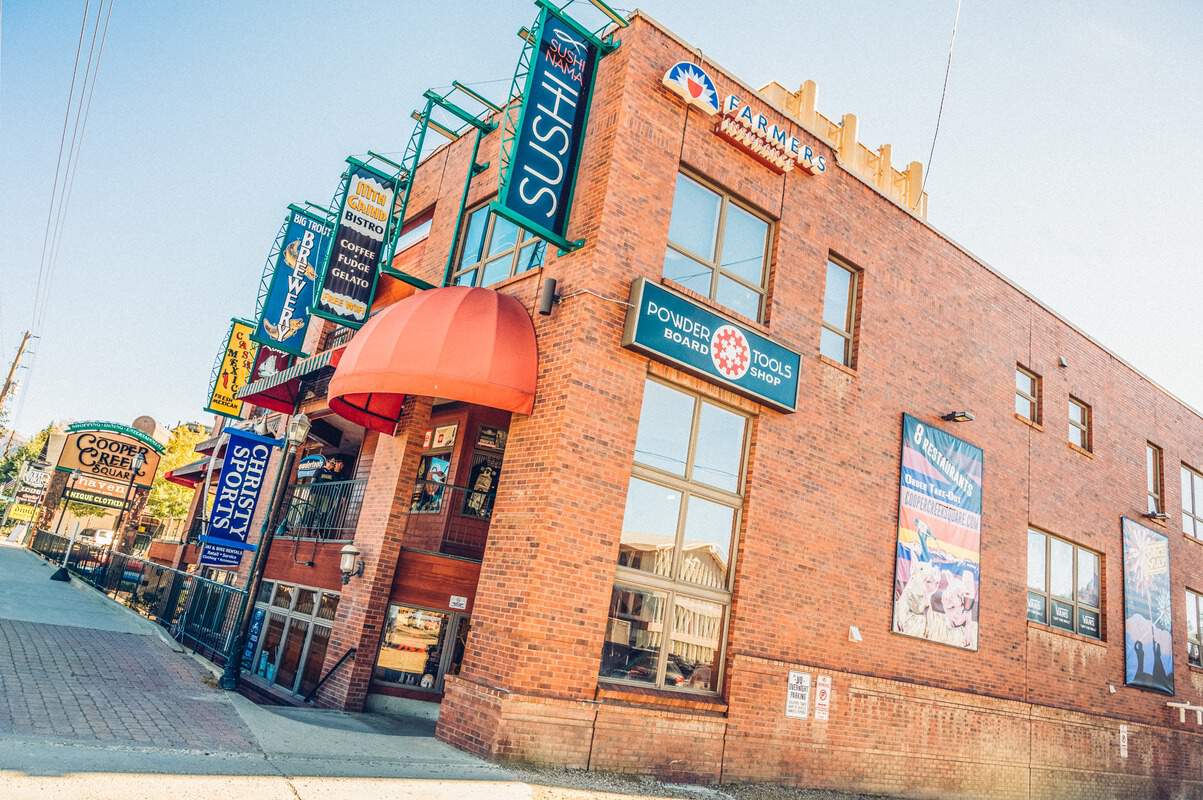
205;319;257;419
313;160;398;329
496;6;601;246
891;414;983;651
198;428;280;569
253;206;332;355
1122;517;1174;695
63;474;135;510
621;277;801;412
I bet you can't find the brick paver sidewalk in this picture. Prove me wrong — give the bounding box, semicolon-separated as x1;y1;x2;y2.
0;618;257;752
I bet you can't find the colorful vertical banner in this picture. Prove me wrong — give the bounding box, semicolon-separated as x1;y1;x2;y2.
891;414;983;650
252;206;332;355
1122;517;1174;695
495;6;600;247
198;428;280;569
205;319;257;419
251;344;293;383
313;160;398;329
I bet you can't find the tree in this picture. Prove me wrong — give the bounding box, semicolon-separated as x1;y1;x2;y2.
0;423;51;484
144;422;209;521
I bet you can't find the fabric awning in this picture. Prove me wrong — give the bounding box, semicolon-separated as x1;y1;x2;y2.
164;458;211;488
237;347;346;414
328;286;538;434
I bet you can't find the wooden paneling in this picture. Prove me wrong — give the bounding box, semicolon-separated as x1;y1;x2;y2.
389;549;481;613
263;539;344;591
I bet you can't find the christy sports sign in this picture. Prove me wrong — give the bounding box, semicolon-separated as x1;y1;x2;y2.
253;206;332;355
891;414;983;651
622;278;801;412
314;160;398;329
205;319;257;419
495;6;600;248
198;428;280;569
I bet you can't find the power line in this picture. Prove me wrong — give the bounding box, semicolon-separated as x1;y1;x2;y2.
921;0;962;198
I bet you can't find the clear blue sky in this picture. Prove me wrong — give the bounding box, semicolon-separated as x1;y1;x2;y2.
2;1;1201;436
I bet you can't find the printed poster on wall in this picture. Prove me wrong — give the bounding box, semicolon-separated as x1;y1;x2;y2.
198;428;280;569
891;414;983;650
205;319;257;419
1122;517;1174;695
252;206;332;355
313;160;397;329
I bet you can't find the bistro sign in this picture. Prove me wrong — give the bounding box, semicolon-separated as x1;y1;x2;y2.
622;278;801;412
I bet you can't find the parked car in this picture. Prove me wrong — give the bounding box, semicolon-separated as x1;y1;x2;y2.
79;528;115;547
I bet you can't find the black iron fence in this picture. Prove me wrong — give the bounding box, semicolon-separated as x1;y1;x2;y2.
276;478;366;540
28;529;246;665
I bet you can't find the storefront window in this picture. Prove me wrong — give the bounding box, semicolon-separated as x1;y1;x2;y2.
250;581;338;697
373;604;470;692
603;378;747;694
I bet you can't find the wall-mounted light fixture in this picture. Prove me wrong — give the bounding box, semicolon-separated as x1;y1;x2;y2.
537;277;561;316
941;411;975;423
339;542;365;585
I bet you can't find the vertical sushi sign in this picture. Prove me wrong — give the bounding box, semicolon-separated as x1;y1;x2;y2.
313;159;398;329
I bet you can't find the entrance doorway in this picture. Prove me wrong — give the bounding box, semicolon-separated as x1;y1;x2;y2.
372;604;469;694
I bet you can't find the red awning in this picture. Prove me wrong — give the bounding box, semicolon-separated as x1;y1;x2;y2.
329;286;538;434
237;347;346;414
164;458;211;488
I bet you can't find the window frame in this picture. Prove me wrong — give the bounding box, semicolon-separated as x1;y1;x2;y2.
1025;528;1102;640
449;201;546;288
1187;588;1202;667
393;207;434;254
1067;396;1092;452
604;377;751;695
663;171;773;322
250;580;339;697
1147;443;1164;515
1183;463;1203;538
819;257;860;368
1015;366;1041;424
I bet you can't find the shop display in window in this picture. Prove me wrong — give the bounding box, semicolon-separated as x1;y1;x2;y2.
411;454;451;513
461;451;502;518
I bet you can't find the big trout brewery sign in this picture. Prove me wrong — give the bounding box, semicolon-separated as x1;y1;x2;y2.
622;278;801;412
55;422;164;490
198;427;280;569
662;61;827;176
252;206;332;355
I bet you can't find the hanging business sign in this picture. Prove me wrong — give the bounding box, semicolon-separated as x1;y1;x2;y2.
891;414;983;651
6;503;35;522
1122;517;1174;695
313;160;398;329
495;6;600;248
251;344;293;383
252;207;332;355
205;319;257;419
63;474;134;510
55;422;163;490
198;428;280;569
15;462;50;503
621;277;801;412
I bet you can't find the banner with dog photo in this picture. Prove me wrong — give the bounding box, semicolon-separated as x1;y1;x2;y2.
892;414;984;650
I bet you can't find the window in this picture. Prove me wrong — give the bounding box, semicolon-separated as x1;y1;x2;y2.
250;581;339;697
599;379;748;693
820;259;858;366
1068;397;1091;451
373;604;470;692
1187;589;1202;667
663;173;771;321
1182;464;1203;538
393;210;433;253
1015;366;1041;423
1026;529;1101;639
1147;443;1163;514
450;204;546;287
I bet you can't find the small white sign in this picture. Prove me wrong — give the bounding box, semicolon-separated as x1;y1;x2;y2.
1119;724;1128;758
785;671;811;719
449;595;468;610
815;675;832;721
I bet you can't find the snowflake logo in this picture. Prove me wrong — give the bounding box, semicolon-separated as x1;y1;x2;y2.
710;325;751;380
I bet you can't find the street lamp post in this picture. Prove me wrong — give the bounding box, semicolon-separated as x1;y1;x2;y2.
219;413;311;691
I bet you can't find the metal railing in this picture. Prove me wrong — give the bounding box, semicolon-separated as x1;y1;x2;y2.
406;480;493;559
28;529;247;665
276;478;367;540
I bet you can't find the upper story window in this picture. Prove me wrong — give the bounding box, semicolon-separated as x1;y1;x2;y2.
820;259;859;367
1026;528;1101;639
1068;397;1091;451
663;173;770;322
451;204;545;287
1182;464;1203;538
394;210;433;253
1187;589;1202;667
1015;366;1041;424
600;378;749;694
1147;443;1164;515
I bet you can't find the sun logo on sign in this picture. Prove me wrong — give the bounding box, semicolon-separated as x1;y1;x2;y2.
662;61;719;115
710;325;751;381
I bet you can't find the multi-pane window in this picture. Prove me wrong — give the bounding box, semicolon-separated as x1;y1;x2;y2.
1026;529;1101;639
663;173;771;321
1187;589;1202;667
1068;397;1091;451
599;379;748;693
819;259;858;367
1147;443;1164;515
1182;464;1203;538
250;580;339;698
450;204;546;287
1015;366;1041;423
393;210;433;253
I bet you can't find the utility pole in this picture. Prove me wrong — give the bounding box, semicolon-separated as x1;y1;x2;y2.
0;331;33;419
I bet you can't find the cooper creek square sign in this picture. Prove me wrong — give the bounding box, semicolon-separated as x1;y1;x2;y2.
622;278;801;412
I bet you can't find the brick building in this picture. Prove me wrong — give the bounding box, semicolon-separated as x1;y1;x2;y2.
185;10;1203;799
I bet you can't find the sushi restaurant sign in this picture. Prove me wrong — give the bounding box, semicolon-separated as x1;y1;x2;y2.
622;278;801;412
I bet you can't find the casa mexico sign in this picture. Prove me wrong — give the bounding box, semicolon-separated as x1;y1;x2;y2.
622;278;801;412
